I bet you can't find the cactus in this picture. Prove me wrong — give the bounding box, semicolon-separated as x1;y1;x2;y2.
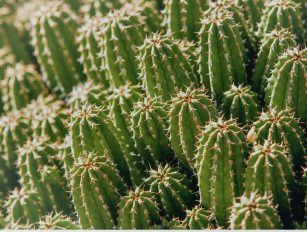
235;0;265;32
144;164;195;219
222;85;258;126
17;136;71;214
70;153;126;229
183;206;211;229
230;192;282;229
70;103;133;185
257;0;304;43
265;47;306;122
252;29;296;95
198;9;247;104
245;141;296;228
0;211;4;229
31;0;86;93
196;119;247;227
107;83;146;185
118;187;162;229
162;0;210;41
1;63;44;112
80;0;125;17
5;187;41;225
247;109;305;177
131;97;172;166
68;81;106;111
169;87;218;168
139;33;199;101
38;213;80;230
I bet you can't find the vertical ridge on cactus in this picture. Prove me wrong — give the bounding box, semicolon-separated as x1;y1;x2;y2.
139;33;199;101
162;0;210;41
196;118;247;227
31;0;86;93
118;187;162;229
257;0;304;43
230;192;282;229
168;87;218;168
183;205;211;229
70;153;126;229
244;141;296;228
265;47;306;122
222;84;258;126
144;164;195;219
252;29;296;95
198;9;247;104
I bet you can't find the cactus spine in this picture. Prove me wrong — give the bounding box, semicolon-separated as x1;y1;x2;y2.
139;33;199;101
169;87;218;168
230;192;281;229
265;47;306;122
183;206;211;229
70;153;126;229
118;187;162;229
252;29;296;94
131;97;172;166
145;165;195;219
38;213;80;230
31;1;86;93
162;0;209;41
196;119;247;227
245;141;296;228
257;0;304;43
222;85;258;126
198;10;247;104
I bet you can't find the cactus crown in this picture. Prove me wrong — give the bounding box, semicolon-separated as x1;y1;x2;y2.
38;212;79;230
183;205;211;229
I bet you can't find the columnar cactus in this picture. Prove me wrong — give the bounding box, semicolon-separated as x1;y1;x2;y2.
31;0;86;93
5;187;41;225
265;47;306;121
118;187;162;229
168;87;218;168
38;213;80;230
245;141;296;228
252;29;296;94
196;119;247;227
222;85;258;126
70;104;133;185
68;81;106;111
247;109;305;176
96;7;146;87
198;10;247;104
235;0;265;32
144;165;195;219
17;136;71;214
131;97;172;166
107;83;146;185
139;33;199;101
1;63;44;112
230;192;282;229
183;206;211;229
80;0;125;17
70;153;126;229
257;0;304;43
162;0;210;41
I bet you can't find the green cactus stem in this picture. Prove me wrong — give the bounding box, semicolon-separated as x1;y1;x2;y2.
139;33;199;101
38;213;80;230
196;118;247;227
162;0;210;41
198;10;247;104
31;0;86;93
230;192;282;229
70;153;126;229
265;47;306;122
222;85;258;126
131;97;172;166
183;206;211;229
245;141;297;228
80;0;125;17
144;164;195;219
118;187;162;229
169;87;218;168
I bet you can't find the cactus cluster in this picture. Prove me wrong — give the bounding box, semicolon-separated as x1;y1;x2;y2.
0;0;306;230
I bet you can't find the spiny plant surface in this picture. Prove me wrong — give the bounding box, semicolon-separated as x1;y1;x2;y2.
0;0;306;230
